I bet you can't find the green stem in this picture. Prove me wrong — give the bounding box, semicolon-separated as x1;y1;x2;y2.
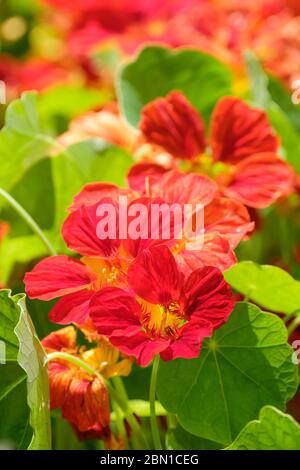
287;316;300;336
112;376;128;402
112;376;151;449
166;413;177;430
111;399;129;449
47;352;149;449
0;187;57;256
149;355;162;450
107;383;149;449
284;313;294;325
47;352;96;375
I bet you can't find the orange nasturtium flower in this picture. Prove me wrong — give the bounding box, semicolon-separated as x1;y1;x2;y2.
42;323;133;448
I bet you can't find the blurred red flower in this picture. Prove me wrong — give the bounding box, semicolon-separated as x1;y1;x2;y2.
139;92;295;209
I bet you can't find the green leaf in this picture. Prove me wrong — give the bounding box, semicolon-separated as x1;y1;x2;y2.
0;289;30;449
0;365;30;450
0;290;51;450
167;424;221;450
225;261;300;315
51;139;132;236
226;406;300;450
118;46;232;127
0;159;55;237
245;51;270;109
268;103;300;173
156;302;297;446
0;92;51;191
38;84;112;134
0;234;49;285
268;75;300;135
14;294;51;450
123;363;151;401
245;52;300;172
92;46;122;78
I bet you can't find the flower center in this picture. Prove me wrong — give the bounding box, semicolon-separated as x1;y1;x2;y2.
139;299;186;339
186;153;233;184
81;256;126;289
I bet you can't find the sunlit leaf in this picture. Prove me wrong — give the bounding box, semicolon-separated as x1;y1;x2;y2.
226;406;300;450
51;139;132;239
225;261;300;315
38;84;112;134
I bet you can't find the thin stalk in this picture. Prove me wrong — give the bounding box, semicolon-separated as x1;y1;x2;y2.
112;376;150;449
112;376;128;402
0;187;57;256
47;352;96;375
111;400;129;449
107;383;149;449
149;355;162;450
284;313;294;325
287;316;300;336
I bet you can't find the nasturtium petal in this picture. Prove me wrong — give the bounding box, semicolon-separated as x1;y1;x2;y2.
226;406;300;450
224;261;300;315
156;302;298;446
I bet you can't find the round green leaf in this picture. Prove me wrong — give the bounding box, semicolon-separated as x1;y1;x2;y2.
117;46;233;127
52;139;133;234
225;261;300;315
156;302;298;446
0;93;51;192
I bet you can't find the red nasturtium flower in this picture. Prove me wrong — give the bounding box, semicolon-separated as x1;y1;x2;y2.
43;323;132;446
24;187;182;323
90;245;235;367
24;167;253;322
140;91;206;160
70;168;253;271
127;169;254;272
139;91;295;209
0;56;69;99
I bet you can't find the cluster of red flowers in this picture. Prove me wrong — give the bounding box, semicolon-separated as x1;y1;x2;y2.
0;56;70;101
40;0;300;87
24;91;295;442
1;1;299;102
